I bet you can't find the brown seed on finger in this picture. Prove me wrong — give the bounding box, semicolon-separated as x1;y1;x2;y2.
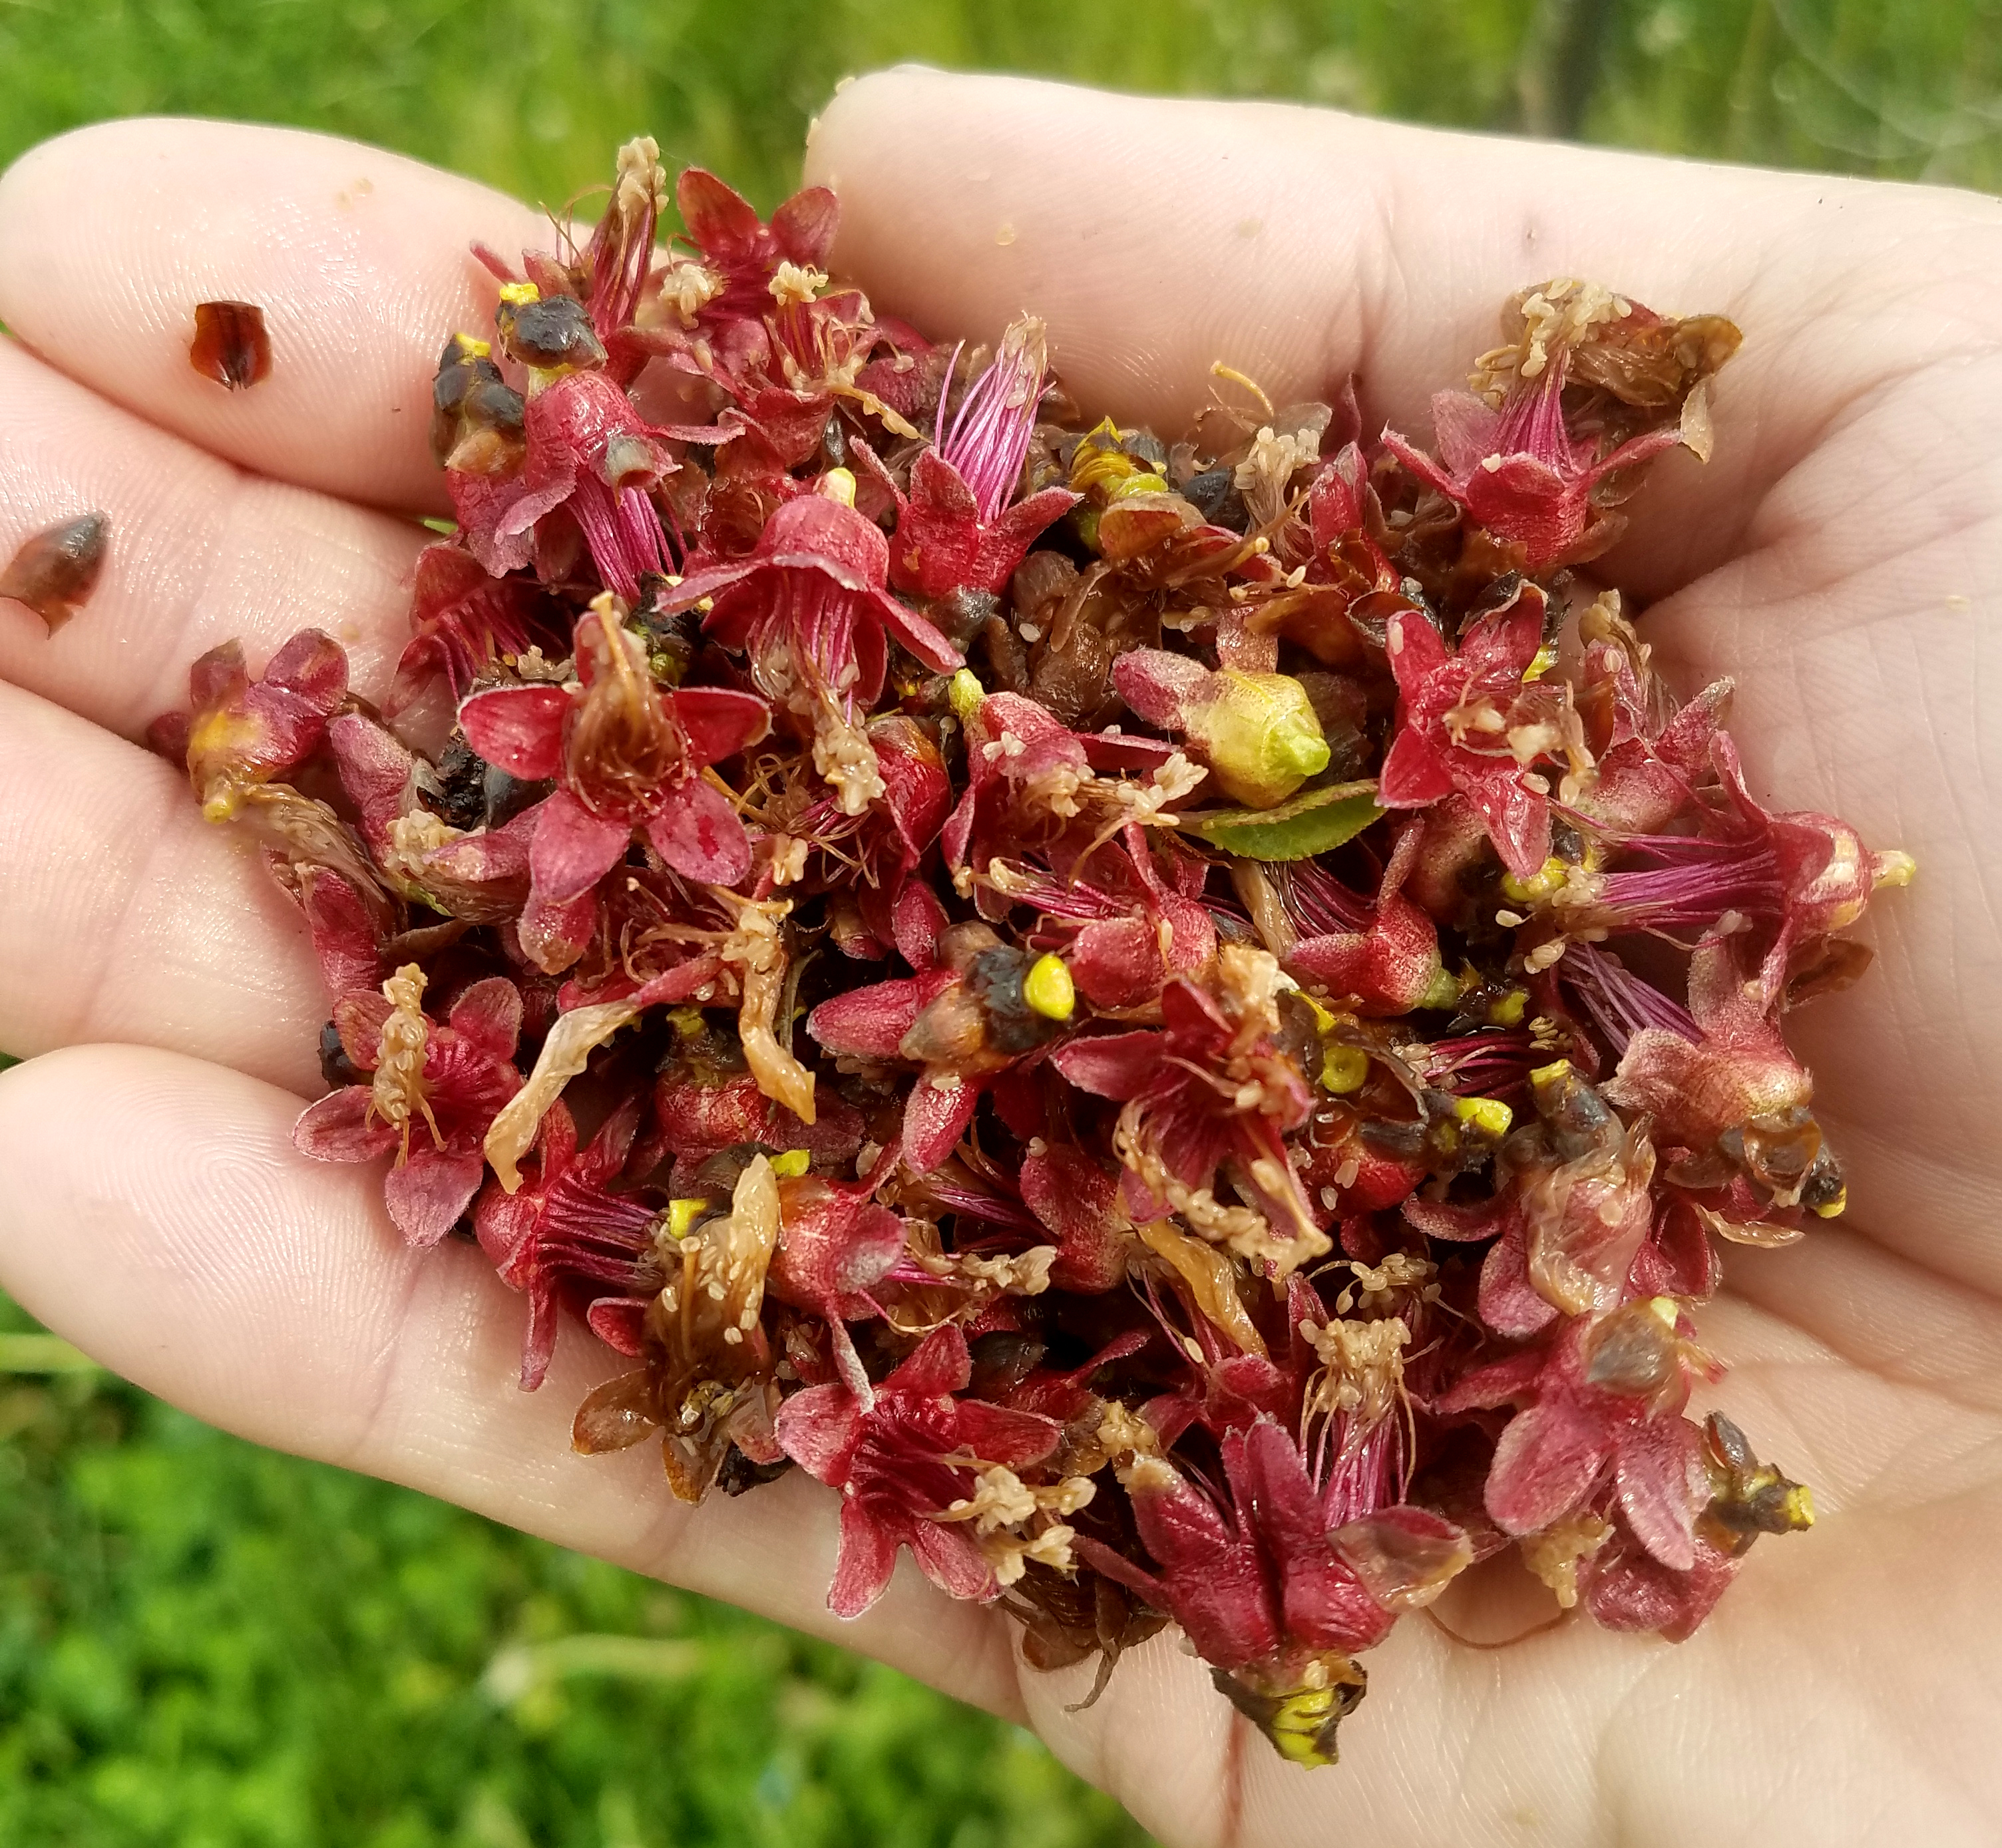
0;511;110;634
190;299;272;389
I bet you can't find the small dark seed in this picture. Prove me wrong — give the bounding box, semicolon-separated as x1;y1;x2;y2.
0;511;110;635
190;300;273;390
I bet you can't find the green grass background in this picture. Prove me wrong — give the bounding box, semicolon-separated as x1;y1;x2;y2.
0;1;1997;1843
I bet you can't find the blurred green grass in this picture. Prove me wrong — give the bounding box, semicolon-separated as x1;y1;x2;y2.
0;1297;1143;1848
1;1;1999;1842
1;0;1999;212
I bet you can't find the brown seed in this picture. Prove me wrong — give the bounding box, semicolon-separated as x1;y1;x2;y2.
0;511;111;635
190;300;272;390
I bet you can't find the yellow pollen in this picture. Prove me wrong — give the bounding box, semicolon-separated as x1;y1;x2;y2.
1416;966;1464;1012
1452;1096;1513;1138
1523;642;1559;682
1022;954;1076;1022
948;668;986;721
666;1199;709;1239
1810;1185;1848;1219
1873;850;1916;889
451;331;492;359
1782;1484;1816;1528
1500;856;1568;905
1486;988;1529;1027
497;281;540;305
769;1149;811;1179
1319;1045;1370;1095
817;467;857;507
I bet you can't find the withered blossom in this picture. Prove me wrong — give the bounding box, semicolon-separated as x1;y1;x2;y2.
152;142;1908;1770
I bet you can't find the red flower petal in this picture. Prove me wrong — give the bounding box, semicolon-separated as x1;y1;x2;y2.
384;1147;487;1247
459;683;571;781
647;776;751;884
530;788;632;903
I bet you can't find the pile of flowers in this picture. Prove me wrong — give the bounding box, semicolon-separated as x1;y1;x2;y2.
151;140;1909;1767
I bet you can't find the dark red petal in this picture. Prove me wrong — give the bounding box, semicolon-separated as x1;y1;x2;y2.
770;184;839;266
807;971;949;1058
906;1518;999;1605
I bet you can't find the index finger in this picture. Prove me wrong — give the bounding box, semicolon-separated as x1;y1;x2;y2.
0;117;546;511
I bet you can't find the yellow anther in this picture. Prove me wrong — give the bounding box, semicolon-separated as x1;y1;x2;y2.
1023;954;1076;1022
1486;988;1529;1027
769;1149;811;1179
817;466;857;507
1452;1096;1513;1139
948;667;986;721
497;281;540;306
1781;1483;1816;1529
1500;856;1569;905
1872;849;1917;890
451;331;493;359
1810;1185;1848;1220
666;1198;710;1239
1109;471;1170;500
1522;642;1559;682
1645;1295;1679;1327
1319;1045;1370;1095
1297;992;1338;1034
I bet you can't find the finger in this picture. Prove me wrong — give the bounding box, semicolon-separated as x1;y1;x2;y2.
0;681;325;1091
805;69;2002;595
0;118;545;510
0;338;418;734
0;1044;1026;1721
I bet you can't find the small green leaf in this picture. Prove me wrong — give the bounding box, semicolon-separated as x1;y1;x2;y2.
1175;780;1384;860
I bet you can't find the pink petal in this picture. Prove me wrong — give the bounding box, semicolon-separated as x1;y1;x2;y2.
774;1382;865;1484
1615;1416;1704;1572
883;1325;972;1399
459;684;572;781
907;1518;999;1604
828;1497;903;1618
648;777;752;884
292;1087;394;1163
447;977;524;1063
384;1147;487;1248
1484;1399;1613;1537
672;685;771;766
530;789;632;904
806;972;947;1058
899;1080;980;1174
1049;1030;1163;1101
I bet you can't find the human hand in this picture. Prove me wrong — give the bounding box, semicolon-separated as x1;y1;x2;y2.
1;67;1997;1847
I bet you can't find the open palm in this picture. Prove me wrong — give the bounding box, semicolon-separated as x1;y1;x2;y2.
1;69;1997;1848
